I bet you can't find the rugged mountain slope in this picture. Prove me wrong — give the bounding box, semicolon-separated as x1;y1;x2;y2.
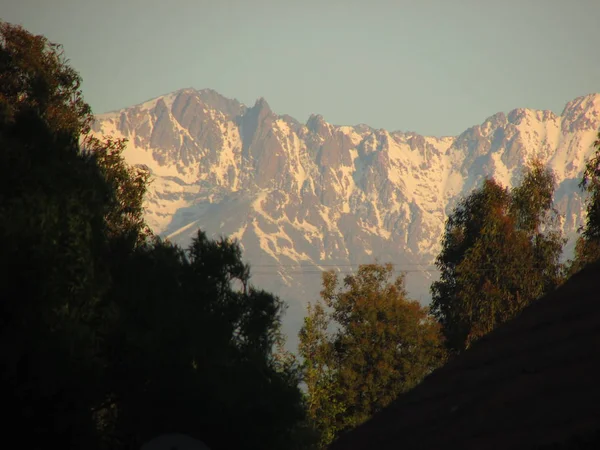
91;89;600;347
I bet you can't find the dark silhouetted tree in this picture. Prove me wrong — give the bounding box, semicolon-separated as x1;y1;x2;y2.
0;21;115;449
0;21;310;450
103;232;307;450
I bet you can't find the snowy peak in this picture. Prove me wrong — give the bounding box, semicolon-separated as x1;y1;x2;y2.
561;93;600;133
196;88;246;118
561;93;600;115
91;89;600;349
91;88;600;240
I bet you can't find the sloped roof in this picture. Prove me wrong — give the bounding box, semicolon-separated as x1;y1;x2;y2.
330;261;600;450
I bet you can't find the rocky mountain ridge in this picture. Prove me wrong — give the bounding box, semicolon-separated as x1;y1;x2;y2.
92;89;600;347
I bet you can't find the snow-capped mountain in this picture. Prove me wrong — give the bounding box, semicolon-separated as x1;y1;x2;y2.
91;89;600;348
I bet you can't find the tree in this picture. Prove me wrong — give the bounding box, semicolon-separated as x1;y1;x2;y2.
0;22;92;138
299;264;445;448
572;131;600;271
0;21;117;449
0;21;310;450
431;162;564;354
103;232;307;450
510;160;564;293
299;300;346;448
83;135;152;248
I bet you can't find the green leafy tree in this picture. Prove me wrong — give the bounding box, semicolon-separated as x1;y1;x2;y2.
572;131;600;271
510;160;564;292
299;301;346;448
299;264;445;448
431;162;564;354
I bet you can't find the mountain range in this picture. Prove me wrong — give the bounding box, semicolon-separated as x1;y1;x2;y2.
91;89;600;349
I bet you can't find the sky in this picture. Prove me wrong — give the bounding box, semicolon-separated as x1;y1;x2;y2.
3;0;600;137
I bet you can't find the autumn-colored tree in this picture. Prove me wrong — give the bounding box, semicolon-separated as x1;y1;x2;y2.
0;22;92;138
299;264;445;448
431;162;564;353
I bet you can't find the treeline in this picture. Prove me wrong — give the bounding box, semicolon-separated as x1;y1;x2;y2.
0;22;311;450
3;21;600;450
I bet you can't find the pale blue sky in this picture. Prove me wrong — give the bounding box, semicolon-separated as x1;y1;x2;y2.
3;0;599;136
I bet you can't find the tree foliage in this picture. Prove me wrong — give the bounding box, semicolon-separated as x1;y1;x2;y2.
0;22;92;138
101;232;307;450
0;22;112;449
431;162;564;353
572;131;600;271
83;135;152;247
0;21;308;450
299;264;445;448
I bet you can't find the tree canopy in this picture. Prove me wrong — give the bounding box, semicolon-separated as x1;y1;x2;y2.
572;131;600;271
299;264;445;448
0;21;307;450
430;162;564;353
101;232;308;450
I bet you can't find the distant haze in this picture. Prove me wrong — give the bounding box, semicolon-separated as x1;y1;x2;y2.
3;0;600;136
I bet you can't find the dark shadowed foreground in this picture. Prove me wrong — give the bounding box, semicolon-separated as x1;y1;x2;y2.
330;261;600;450
141;433;211;450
